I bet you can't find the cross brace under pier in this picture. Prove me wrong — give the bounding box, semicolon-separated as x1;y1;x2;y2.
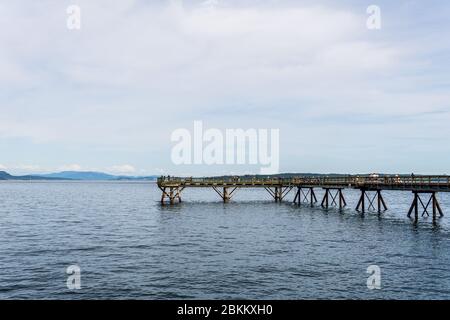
265;186;293;202
356;189;387;214
407;191;443;223
321;188;347;209
293;187;318;206
159;186;184;205
212;186;239;203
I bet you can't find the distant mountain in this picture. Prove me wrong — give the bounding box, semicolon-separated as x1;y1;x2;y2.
0;170;65;180
0;171;13;180
37;171;159;181
0;170;158;181
39;171;117;180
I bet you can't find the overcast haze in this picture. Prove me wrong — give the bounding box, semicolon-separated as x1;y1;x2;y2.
1;0;449;176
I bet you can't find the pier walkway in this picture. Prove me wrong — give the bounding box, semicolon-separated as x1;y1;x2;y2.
157;175;450;223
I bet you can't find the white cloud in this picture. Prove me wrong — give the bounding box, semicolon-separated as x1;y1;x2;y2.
0;1;408;144
0;163;142;175
201;0;219;8
108;165;137;174
58;164;83;171
0;1;449;174
10;164;43;172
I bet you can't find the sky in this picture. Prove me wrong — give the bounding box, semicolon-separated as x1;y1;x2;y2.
0;0;449;176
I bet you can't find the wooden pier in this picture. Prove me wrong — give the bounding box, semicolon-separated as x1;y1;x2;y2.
157;175;450;223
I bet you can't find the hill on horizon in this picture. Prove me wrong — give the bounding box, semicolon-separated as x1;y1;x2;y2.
38;171;158;181
0;171;13;180
38;171;116;180
0;170;66;181
0;170;158;181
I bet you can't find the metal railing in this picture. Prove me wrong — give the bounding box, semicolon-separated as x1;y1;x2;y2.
158;175;450;189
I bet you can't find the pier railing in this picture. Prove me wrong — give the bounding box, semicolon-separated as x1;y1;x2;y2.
157;175;450;190
157;175;449;221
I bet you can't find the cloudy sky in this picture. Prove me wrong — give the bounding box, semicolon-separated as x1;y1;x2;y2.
1;0;449;176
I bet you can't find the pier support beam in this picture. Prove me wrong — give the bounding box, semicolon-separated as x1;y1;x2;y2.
321;188;346;209
159;186;184;205
293;187;317;206
356;189;387;214
265;186;293;202
407;191;443;223
275;187;281;202
212;186;238;203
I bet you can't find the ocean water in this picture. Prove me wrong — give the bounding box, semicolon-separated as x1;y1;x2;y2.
0;181;450;300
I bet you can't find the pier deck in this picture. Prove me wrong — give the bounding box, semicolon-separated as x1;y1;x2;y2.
157;175;450;223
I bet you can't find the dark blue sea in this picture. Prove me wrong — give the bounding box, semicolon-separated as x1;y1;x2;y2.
1;181;450;299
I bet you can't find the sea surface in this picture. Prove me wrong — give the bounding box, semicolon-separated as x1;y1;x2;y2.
1;181;450;299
